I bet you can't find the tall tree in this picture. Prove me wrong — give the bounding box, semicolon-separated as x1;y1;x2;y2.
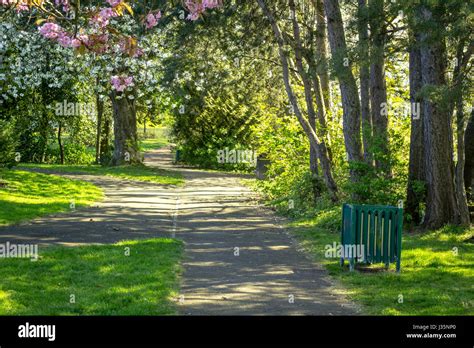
257;0;338;200
451;38;473;225
323;0;364;191
290;0;336;199
406;31;425;225
418;5;458;229
358;0;373;166
465;109;474;200
312;0;331;111
368;0;390;175
110;92;139;165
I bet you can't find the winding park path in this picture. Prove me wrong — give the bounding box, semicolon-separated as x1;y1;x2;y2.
0;147;358;315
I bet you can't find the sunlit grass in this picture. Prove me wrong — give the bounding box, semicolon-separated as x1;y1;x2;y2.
0;169;103;226
18;163;184;186
139;138;168;152
0;238;183;315
139;127;170;152
289;209;474;315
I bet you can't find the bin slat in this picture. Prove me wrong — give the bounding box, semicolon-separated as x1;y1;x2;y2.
341;204;403;272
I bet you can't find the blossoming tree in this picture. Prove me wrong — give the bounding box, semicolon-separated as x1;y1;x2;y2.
0;0;222;164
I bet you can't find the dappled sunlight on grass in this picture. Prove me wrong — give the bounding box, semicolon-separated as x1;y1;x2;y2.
0;238;183;315
19;163;184;186
289;209;474;315
0;169;103;226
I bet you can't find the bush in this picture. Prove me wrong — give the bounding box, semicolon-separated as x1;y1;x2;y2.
0;120;18;168
63;143;95;165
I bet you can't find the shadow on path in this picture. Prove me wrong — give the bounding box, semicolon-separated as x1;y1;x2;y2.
0;146;359;315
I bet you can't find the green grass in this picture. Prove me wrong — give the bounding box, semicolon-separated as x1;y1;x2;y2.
18;163;184;186
139;127;170;152
289;207;474;315
0;238;183;315
139;138;169;152
0;169;103;226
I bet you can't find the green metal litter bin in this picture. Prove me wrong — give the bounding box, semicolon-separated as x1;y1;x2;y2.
340;203;403;272
175;149;181;163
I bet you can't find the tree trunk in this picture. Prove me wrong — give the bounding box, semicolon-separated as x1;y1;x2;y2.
452;44;470;225
369;0;390;175
313;0;331;111
110;92;140;165
312;0;333;162
95;95;103;164
57;121;64;165
454;94;470;225
323;0;364;191
38;108;49;164
100;112;111;164
419;6;458;229
257;0;338;201
465;109;474;199
290;0;337;200
358;0;372;166
309;107;320;199
406;33;425;225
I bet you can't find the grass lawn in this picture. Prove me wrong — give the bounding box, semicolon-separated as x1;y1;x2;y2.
139;138;169;152
0;169;103;226
18;163;184;186
289;207;474;315
0;238;183;315
139;127;169;152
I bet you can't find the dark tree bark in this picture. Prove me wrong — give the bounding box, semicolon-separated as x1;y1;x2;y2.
465;109;474;200
257;0;338;200
451;41;471;225
418;6;458;229
95;95;104;164
100;111;111;164
312;0;333;162
358;0;373;166
323;0;364;190
406;33;425;225
57;120;64;165
38;108;49;164
110;92;140;165
369;0;390;175
454;93;470;225
313;0;331;111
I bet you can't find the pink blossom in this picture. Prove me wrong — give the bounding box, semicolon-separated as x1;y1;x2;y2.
54;0;70;12
185;0;221;21
71;39;82;48
0;0;28;12
110;75;134;92
71;34;89;48
90;7;117;28
57;32;72;47
38;22;63;39
100;7;118;19
145;11;161;29
133;48;144;57
106;0;122;7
